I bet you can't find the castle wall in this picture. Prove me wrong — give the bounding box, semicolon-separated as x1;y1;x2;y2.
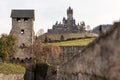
47;46;85;66
59;46;85;63
57;22;120;80
10;18;34;59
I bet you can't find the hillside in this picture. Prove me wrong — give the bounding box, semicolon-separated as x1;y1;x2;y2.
48;38;94;46
38;32;97;42
92;24;112;34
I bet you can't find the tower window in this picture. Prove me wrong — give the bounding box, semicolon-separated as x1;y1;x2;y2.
21;29;24;34
17;18;21;22
20;43;26;49
22;43;25;47
24;18;29;22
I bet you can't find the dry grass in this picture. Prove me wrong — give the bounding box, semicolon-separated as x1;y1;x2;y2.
48;38;95;46
0;62;25;74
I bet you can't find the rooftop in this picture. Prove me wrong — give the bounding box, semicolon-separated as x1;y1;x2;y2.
11;10;35;20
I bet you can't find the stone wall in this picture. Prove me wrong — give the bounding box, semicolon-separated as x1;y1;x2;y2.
47;46;85;66
42;32;98;41
0;74;24;80
59;46;85;63
10;18;35;59
57;22;120;80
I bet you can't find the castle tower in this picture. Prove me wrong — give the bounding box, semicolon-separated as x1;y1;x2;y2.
67;7;73;20
10;10;35;59
62;17;66;26
67;7;75;29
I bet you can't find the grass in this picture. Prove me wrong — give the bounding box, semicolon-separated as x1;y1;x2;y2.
49;38;95;46
0;62;25;74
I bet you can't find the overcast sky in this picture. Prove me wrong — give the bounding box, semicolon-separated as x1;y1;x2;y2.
0;0;120;35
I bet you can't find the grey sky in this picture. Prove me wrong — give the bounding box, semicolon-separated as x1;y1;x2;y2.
0;0;120;34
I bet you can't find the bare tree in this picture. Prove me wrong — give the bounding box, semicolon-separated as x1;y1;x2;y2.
37;28;44;37
24;40;61;63
86;25;91;31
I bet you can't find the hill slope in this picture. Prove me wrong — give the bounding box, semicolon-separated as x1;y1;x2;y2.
48;38;94;46
39;32;97;42
92;24;112;34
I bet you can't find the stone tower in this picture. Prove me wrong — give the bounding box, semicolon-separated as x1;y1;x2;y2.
67;7;73;20
67;7;75;29
10;10;35;59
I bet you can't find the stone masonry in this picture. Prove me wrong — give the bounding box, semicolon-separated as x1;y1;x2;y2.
0;74;24;80
57;21;120;80
10;10;35;59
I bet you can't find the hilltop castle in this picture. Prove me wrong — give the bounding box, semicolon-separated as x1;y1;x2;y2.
48;7;86;33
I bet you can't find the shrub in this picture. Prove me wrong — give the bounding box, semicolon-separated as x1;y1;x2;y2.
60;35;64;41
34;62;49;79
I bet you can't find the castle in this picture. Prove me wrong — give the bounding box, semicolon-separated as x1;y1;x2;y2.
48;7;86;33
10;10;35;59
8;8;120;80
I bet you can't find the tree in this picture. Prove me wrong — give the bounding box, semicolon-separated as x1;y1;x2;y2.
0;34;16;61
86;25;91;31
60;35;64;41
24;40;61;63
44;36;48;43
36;28;44;37
24;40;61;80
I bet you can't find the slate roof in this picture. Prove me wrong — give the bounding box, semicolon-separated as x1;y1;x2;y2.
11;10;35;20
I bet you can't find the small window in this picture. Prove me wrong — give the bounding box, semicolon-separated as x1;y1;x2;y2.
12;57;15;60
17;18;21;22
22;43;25;47
21;29;24;34
20;43;26;49
17;57;20;61
24;18;29;22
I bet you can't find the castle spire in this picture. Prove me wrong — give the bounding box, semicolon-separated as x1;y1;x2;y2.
67;6;73;15
67;6;73;20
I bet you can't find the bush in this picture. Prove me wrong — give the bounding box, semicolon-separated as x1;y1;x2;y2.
34;62;49;79
66;38;77;41
44;36;48;43
60;35;64;41
0;34;16;62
